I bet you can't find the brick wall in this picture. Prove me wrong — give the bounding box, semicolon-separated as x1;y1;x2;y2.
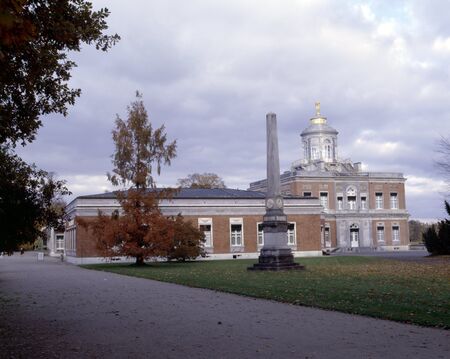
288;180;335;210
371;219;409;246
72;213;323;258
290;214;322;251
369;182;406;210
74;217;100;257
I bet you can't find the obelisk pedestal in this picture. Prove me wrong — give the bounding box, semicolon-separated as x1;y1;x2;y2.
248;113;304;271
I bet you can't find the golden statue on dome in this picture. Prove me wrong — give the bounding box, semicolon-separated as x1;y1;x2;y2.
311;101;326;124
315;101;321;116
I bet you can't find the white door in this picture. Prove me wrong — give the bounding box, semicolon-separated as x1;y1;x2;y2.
350;229;359;248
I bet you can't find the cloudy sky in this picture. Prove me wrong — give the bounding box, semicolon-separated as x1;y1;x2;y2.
18;0;450;220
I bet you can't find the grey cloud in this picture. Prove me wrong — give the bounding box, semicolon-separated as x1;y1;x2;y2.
17;0;450;220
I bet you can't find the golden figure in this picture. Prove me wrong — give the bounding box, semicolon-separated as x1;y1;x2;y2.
315;101;321;116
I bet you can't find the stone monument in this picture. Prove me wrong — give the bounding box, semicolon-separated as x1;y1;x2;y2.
248;113;304;271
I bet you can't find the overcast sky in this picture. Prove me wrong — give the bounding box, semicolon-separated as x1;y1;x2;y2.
18;0;450;220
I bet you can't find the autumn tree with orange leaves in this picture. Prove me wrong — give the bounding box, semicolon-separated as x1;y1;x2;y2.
83;93;204;265
88;189;176;265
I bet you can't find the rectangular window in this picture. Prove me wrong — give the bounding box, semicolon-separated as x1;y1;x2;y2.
360;196;367;210
199;225;212;247
347;196;356;210
257;223;264;246
390;193;398;209
320;192;328;209
230;218;243;246
324;226;331;247
337;196;343;210
287;222;296;245
377;226;385;242
312;147;319;159
230;225;242;246
303;191;312;197
392;225;400;242
198;218;213;247
375;192;383;209
56;234;64;250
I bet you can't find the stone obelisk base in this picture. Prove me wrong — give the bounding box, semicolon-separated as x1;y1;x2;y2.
248;247;304;271
248;219;304;271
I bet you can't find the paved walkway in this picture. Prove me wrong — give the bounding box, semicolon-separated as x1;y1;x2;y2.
0;253;448;359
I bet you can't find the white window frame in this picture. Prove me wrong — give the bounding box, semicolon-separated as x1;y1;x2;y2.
257;222;264;246
198;218;213;248
337;196;343;210
230;218;244;247
360;196;367;210
376;223;385;243
324;225;331;247
346;187;357;211
312;147;319;160
320;192;328;209
392;224;400;242
375;192;383;209
347;196;356;210
390;193;398;209
55;234;64;250
287;222;296;245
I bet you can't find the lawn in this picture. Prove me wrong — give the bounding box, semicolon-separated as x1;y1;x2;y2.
83;256;450;329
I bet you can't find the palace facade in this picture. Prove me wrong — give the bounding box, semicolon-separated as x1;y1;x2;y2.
249;104;409;251
62;104;409;263
64;188;323;264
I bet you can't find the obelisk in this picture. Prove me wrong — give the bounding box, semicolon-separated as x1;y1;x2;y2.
248;113;303;271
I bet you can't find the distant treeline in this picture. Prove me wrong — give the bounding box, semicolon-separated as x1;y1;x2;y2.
408;220;433;243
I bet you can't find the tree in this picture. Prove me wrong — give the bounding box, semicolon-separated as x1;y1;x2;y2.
102;93;177;265
423;201;450;255
108;93;177;189
408;220;430;243
81;93;203;265
167;214;206;261
87;189;175;264
436;136;450;192
0;0;120;146
0;0;118;251
0;148;70;252
177;173;226;189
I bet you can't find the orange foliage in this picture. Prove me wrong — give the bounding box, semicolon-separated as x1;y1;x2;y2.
168;215;206;261
79;189;205;264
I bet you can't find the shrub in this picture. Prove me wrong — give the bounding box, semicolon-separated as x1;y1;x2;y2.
167;215;206;261
423;201;450;255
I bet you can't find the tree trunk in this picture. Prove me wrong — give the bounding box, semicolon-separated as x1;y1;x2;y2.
135;255;145;266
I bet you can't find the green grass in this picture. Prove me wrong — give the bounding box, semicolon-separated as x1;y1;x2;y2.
82;256;450;329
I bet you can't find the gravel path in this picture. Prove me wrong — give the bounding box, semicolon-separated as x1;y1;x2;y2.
0;252;448;359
